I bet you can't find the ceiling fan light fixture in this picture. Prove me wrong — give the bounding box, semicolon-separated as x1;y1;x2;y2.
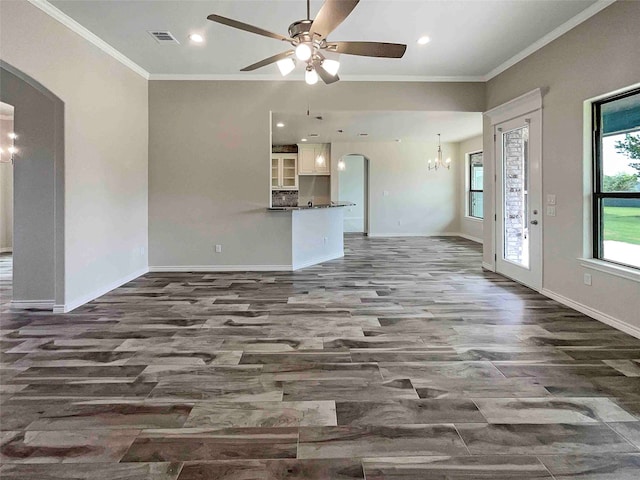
295;43;312;61
321;58;340;77
276;57;296;76
305;67;319;85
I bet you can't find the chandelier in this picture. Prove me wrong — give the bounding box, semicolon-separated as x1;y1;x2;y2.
428;134;451;171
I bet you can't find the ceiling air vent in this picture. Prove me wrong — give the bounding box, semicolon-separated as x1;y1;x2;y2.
149;31;180;44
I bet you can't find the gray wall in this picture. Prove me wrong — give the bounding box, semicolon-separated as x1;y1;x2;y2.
298;176;330;206
0;67;57;303
0;0;149;309
483;0;640;329
149;81;484;267
0;116;14;252
331;141;460;236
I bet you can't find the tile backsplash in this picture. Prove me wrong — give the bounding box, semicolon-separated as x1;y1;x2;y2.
272;190;299;207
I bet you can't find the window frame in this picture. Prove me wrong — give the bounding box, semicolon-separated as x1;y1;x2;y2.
591;87;640;270
467;150;484;219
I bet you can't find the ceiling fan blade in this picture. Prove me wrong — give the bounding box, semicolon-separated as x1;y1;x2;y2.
327;41;407;58
310;0;360;39
240;51;294;72
207;14;290;42
313;60;340;85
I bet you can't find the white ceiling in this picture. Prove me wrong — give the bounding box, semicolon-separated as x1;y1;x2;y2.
49;0;602;79
271;111;482;144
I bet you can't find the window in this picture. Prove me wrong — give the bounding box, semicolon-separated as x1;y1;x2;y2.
468;151;483;218
592;87;640;270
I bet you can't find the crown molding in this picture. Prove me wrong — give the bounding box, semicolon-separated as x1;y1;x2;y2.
27;0;150;80
148;73;486;82
484;0;616;81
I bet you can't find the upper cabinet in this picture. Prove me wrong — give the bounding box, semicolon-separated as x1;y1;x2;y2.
298;143;330;175
271;153;298;190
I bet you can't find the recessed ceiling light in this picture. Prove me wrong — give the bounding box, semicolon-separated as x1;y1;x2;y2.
417;36;431;45
301;138;308;142
189;33;204;43
276;122;285;128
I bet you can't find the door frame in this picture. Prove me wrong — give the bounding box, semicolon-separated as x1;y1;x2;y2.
484;88;543;291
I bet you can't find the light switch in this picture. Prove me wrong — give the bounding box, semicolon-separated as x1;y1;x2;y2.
546;206;556;217
383;190;389;197
547;194;556;205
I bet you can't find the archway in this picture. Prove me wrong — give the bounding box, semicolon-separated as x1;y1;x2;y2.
0;61;65;310
337;154;370;236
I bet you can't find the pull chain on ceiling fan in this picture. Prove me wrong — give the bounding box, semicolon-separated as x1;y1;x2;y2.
207;0;407;85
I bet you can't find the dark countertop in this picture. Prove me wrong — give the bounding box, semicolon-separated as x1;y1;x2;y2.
267;201;355;211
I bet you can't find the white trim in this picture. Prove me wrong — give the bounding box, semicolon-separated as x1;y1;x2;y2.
459;233;483;244
482;262;495;271
0;247;12;253
484;88;543;125
61;267;148;313
27;0;150;80
464;216;484;223
541;288;640;340
293;253;344;271
148;74;485;82
579;258;640;283
149;265;292;272
367;232;462;238
10;300;54;310
485;0;616;80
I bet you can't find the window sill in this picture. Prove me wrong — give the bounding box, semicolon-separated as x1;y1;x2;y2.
578;258;640;283
464;216;484;223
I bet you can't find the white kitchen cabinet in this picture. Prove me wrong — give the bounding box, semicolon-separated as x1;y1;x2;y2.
297;144;330;175
271;153;298;190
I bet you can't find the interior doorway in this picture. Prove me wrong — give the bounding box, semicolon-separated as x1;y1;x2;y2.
338;154;369;235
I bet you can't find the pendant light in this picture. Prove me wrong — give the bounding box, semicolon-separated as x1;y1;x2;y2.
428;133;451;171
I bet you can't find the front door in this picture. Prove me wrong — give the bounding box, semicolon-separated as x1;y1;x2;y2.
495;111;542;290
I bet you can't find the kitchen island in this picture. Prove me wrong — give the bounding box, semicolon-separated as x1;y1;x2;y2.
267;202;354;270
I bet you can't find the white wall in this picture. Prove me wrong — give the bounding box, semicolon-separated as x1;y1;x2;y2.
0;0;149;310
292;208;344;270
457;135;483;243
331;141;460;237
149;80;484;268
0;116;13;252
484;1;640;332
338;155;366;233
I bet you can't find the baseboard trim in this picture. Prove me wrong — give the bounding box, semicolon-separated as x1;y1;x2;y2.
541;288;640;340
367;232;462;238
482;262;495;271
0;247;12;253
10;300;54;310
459;233;483;244
61;267;149;313
149;265;292;272
293;253;344;271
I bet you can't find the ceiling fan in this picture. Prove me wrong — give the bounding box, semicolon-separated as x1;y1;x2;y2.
207;0;407;85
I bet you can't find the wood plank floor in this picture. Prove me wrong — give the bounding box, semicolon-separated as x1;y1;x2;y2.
1;236;640;479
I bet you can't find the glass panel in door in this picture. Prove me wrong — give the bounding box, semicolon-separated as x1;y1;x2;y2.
502;125;530;268
281;157;296;187
271;157;279;187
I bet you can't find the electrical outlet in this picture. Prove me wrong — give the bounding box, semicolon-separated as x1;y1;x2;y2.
397;220;402;226
546;206;556;216
323;236;328;245
583;273;592;286
139;246;145;256
215;244;222;253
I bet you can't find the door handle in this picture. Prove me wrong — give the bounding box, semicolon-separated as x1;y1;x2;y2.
530;220;538;225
